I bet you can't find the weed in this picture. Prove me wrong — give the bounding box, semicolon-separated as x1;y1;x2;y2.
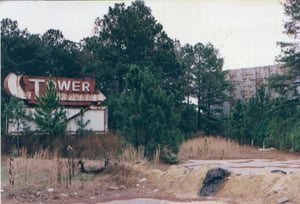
120;145;145;163
153;145;160;167
178;135;259;161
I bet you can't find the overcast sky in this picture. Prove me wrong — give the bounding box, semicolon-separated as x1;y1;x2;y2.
0;0;289;70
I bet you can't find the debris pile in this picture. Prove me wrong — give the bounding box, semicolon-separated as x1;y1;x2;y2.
198;168;230;196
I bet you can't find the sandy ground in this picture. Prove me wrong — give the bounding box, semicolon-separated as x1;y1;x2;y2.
181;159;300;174
99;198;226;204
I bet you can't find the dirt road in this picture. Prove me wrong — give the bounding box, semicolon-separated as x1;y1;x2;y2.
99;198;225;204
181;158;300;174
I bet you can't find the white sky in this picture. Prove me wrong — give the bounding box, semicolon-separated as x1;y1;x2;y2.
0;0;289;70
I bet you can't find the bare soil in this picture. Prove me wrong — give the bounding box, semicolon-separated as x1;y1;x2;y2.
2;137;300;204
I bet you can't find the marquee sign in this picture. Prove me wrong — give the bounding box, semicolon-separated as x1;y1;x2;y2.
4;73;106;106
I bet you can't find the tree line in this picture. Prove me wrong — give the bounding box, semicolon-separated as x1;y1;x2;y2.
225;0;300;152
1;0;300;162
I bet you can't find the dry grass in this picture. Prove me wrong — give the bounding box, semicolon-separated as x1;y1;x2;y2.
1;151;73;190
78;133;123;159
119;145;145;163
2;137;300;204
2;136;295;192
119;145;160;165
1;145;150;192
178;136;258;162
0;136;269;190
1;152;146;203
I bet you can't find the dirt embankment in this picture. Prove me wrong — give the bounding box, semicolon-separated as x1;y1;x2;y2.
2;160;300;204
2;137;300;204
132;162;300;204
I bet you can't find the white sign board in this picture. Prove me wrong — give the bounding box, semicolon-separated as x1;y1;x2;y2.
6;106;108;135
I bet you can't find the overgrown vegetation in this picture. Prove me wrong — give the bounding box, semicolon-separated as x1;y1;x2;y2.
1;0;300;164
224;0;300;151
1;144;150;192
32;80;67;149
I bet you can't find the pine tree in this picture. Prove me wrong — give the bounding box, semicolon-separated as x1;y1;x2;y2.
82;0;183;99
110;65;183;163
3;96;28;155
267;0;300;152
244;85;271;146
270;0;300;100
75;108;91;137
33;80;67;144
225;99;246;144
178;42;231;134
4;96;28;134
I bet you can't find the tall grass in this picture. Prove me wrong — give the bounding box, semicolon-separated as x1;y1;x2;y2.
1;144;157;191
1;148;74;190
119;145;145;163
119;144;161;165
178;136;258;161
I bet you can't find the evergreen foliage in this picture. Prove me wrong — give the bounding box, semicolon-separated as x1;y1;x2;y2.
109;65;183;162
225;87;300;152
266;0;300;151
178;103;198;136
1;18;81;79
82;0;183;101
225;99;246;144
75;108;91;137
2;0;300;156
177;43;232;134
224;0;300;152
33;80;67;142
2;97;30;155
269;0;300;99
265;97;300;151
245;85;271;146
3;96;29;134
